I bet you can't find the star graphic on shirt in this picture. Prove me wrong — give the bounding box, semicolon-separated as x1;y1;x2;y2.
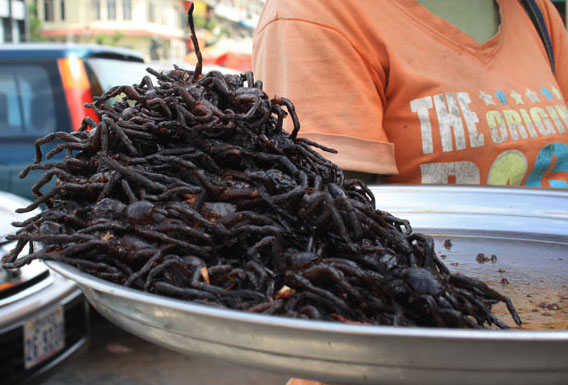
478;91;496;105
510;91;524;104
495;89;508;105
525;88;540;102
551;86;563;100
541;86;553;100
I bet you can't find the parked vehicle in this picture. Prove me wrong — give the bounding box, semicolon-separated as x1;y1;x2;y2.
0;43;148;200
0;190;90;384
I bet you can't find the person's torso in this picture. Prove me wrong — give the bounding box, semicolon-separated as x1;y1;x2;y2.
376;0;568;188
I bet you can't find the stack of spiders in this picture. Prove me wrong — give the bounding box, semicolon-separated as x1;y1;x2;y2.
1;5;520;329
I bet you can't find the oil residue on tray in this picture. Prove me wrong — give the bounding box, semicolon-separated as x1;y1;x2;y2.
434;236;568;330
489;281;568;330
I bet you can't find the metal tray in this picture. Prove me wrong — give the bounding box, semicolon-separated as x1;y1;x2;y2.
46;185;568;385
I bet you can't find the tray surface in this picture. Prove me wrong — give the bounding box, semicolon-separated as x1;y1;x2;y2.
46;186;568;385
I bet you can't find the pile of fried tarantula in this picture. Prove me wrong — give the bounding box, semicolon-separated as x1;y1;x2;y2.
1;6;520;329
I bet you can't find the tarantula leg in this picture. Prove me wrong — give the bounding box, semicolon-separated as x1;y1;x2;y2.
272;96;300;139
153;281;217;301
33;132;83;163
450;275;521;326
409;233;435;269
285;271;350;315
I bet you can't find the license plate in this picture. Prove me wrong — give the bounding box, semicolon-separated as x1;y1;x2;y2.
23;306;65;369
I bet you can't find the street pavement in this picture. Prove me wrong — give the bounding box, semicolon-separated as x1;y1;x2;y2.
40;311;290;385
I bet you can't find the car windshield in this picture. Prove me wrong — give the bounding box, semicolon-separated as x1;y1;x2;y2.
84;58;150;95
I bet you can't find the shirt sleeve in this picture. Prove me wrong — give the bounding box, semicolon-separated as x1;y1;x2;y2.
539;0;568;97
253;16;398;175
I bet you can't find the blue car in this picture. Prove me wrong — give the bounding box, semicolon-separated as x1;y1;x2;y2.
0;43;149;200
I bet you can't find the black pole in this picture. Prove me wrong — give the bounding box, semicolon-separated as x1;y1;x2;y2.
6;0;13;42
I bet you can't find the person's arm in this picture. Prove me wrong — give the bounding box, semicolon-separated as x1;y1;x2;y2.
253;2;397;177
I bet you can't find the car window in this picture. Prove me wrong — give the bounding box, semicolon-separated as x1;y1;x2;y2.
0;64;61;137
84;58;150;95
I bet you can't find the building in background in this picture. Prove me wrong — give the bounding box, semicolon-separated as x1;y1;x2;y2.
0;0;28;42
27;0;189;62
202;0;264;37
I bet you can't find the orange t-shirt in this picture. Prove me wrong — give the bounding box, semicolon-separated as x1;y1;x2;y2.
253;0;568;188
